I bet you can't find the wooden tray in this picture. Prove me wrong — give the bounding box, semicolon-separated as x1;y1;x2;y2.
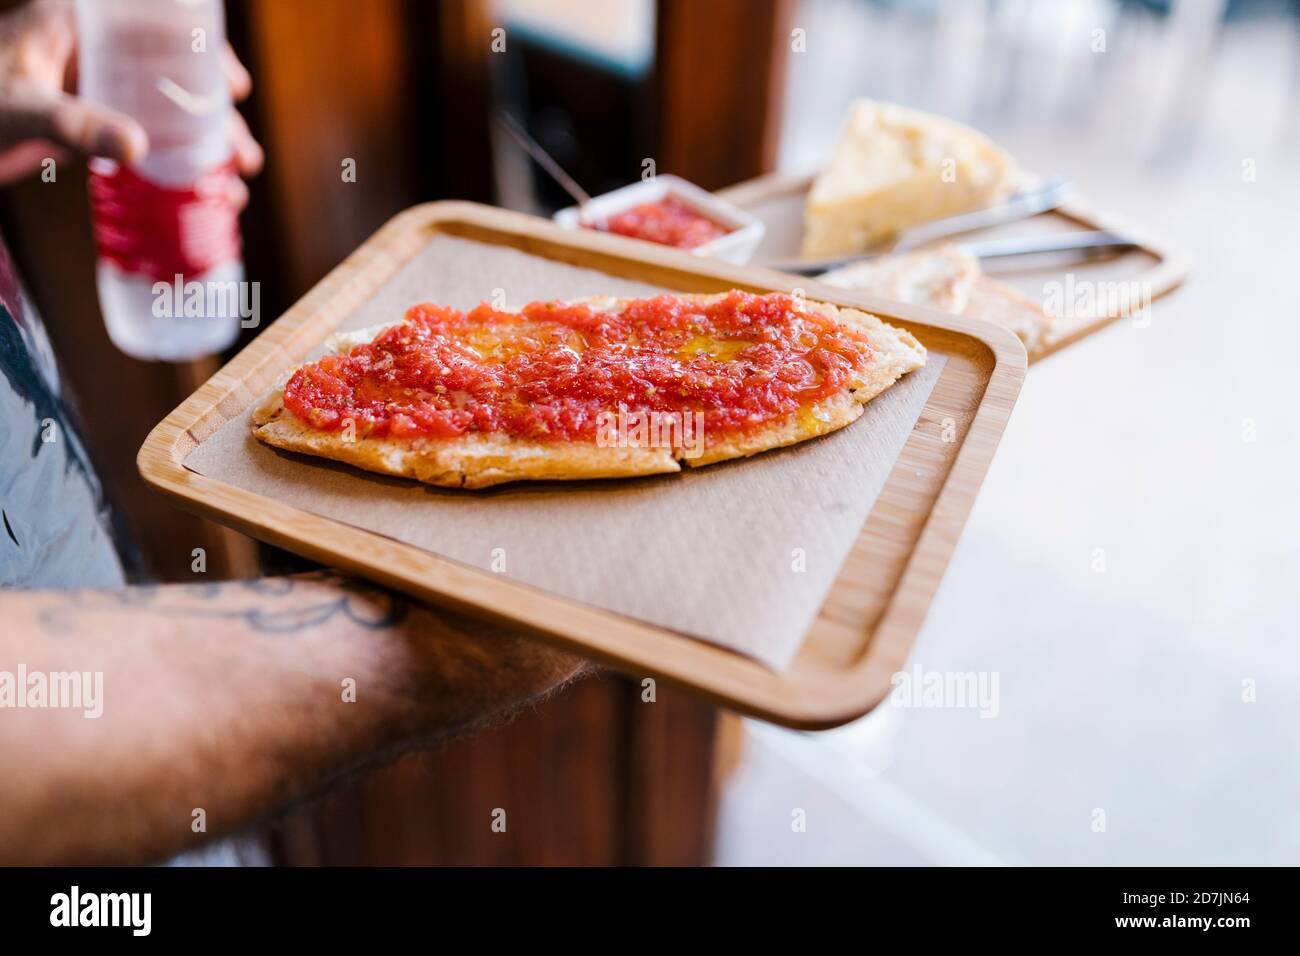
139;202;1025;729
715;172;1190;363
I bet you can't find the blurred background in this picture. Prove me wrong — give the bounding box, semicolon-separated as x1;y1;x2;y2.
4;0;1296;864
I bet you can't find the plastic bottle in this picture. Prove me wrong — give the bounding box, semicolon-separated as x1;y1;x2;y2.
76;0;244;362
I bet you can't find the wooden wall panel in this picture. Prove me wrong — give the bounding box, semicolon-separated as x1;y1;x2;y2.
236;0;420;295
655;0;793;189
273;675;626;866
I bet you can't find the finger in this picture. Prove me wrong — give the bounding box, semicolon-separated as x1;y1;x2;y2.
52;95;149;163
224;171;249;211
230;108;263;177
0;92;148;163
222;44;252;102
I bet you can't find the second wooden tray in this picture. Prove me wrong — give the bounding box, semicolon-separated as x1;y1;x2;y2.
716;171;1190;363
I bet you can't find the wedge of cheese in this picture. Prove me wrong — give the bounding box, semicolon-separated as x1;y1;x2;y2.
802;100;1016;258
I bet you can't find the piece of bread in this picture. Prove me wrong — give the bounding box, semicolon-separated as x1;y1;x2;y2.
251;293;927;489
821;244;1052;358
960;274;1051;358
821;243;980;313
802;100;1016;258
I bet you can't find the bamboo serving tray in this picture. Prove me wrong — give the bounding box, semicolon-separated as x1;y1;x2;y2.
715;172;1190;363
139;202;1025;729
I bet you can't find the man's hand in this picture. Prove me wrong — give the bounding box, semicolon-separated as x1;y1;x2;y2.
0;0;262;185
0;572;591;864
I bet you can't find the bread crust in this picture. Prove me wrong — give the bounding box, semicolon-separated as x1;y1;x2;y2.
251;293;926;489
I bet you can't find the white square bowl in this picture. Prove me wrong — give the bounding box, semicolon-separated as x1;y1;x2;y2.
553;174;766;264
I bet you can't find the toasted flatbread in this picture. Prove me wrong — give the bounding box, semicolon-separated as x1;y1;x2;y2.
251;293;926;489
821;244;1052;358
821;244;980;313
961;274;1051;357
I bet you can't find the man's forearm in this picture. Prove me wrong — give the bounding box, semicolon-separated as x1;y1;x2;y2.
0;573;586;864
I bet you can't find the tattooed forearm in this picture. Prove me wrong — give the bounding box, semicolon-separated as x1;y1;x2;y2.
0;559;593;865
34;572;410;635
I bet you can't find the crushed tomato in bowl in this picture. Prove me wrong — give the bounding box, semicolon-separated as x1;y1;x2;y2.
584;196;730;250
